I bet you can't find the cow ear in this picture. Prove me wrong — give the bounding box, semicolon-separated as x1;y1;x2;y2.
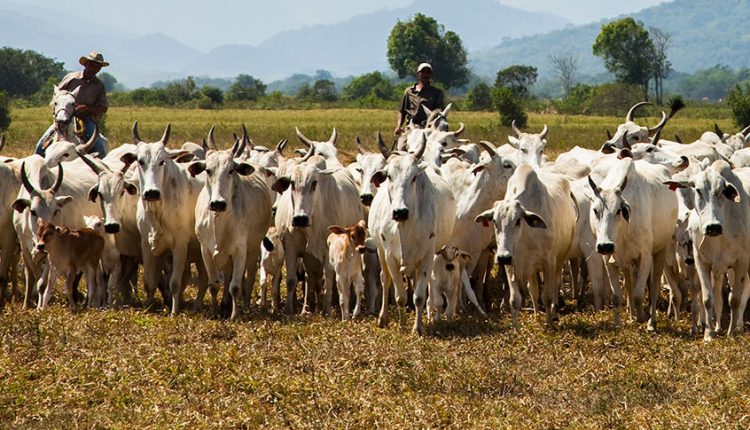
435;245;447;257
371;170;386;188
262;236;275;252
328;225;348;235
507;136;519;149
234;162;255;176
120;152;137;166
173;153;195;163
265;167;278;177
663;180;691;191
523;211;547;229
724;183;740;202
88;184;99;202
460;250;473;262
471;163;486;175
124;181;139;195
56;196;74;207
272;176;292;193
600;142;615;154
11;199;30;213
618;148;633;159
168;150;193;162
475;209;494;227
187;161;206;177
620;201;631;222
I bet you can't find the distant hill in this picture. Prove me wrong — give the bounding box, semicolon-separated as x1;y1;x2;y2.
470;0;750;78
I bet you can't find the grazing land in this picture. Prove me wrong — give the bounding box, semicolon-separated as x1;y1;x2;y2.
1;107;749;429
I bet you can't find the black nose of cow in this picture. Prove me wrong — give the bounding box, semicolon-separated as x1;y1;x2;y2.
704;223;722;236
210;200;227;212
685;257;695;266
143;189;161;201
292;215;310;227
360;194;374;206
497;255;512;265
104;223;120;234
392;208;409;221
445;263;455;271
36;243;45;252
597;242;615;254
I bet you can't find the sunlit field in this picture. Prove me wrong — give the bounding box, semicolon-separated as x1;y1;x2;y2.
2;107;749;429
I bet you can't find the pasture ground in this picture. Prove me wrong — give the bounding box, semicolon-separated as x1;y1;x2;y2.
2;107;750;429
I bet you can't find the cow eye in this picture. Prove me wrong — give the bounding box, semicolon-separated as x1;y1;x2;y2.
593;208;600;218
356;168;363;173
411;176;417;183
54;209;60;216
205;169;212;175
138;160;145;166
441;142;447;147
311;181;318;191
521;149;528;153
646;147;654;153
159;160;165;166
515;218;522;227
30;210;37;217
62;153;69;158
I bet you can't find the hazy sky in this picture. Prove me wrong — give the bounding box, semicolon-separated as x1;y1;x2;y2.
13;0;667;51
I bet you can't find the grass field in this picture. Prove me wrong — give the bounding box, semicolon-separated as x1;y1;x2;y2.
2;107;750;429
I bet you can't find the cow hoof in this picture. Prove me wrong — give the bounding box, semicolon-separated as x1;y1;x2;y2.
377;316;388;328
703;331;718;342
411;326;423;336
647;321;657;332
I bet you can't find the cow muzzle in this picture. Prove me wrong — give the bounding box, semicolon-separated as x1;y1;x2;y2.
35;243;46;252
143;189;161;201
210;200;227;212
360;193;374;206
704;223;722;236
445;263;455;271
292;215;310;227
596;242;615;255
392;208;409;221
496;254;512;265
104;223;121;234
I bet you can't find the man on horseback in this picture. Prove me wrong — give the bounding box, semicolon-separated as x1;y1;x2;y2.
35;51;109;156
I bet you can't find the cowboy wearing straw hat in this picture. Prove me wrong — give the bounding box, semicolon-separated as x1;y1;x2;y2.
394;62;445;136
35;51;110;156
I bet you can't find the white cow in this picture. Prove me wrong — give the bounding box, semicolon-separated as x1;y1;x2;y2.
189;146;273;320
349;134;387;207
295;128;342;168
507;120;548;167
369;133;457;335
476;164;577;326
603;101;668;149
587;157;677;330
0;156;21;303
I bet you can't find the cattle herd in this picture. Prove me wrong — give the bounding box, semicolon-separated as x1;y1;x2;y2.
4;94;750;342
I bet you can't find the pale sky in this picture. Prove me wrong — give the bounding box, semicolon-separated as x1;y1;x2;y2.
10;0;667;51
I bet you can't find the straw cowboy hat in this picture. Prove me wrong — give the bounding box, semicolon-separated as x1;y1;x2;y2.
79;51;110;67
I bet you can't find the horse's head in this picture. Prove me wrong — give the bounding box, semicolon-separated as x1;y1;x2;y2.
51;85;79;134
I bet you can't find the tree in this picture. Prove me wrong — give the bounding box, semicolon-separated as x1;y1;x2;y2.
227;74;266;101
342;71;396;101
311;79;338;102
727;83;750;128
592;17;656;99
492;87;527;127
465;83;493;111
387;13;469;89
0;47;65;98
201;86;224;105
99;72;120;93
0;90;11;131
549;52;579;96
494;65;538;99
649;27;672;104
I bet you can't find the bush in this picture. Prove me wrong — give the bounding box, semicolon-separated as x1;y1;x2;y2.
492;86;527;127
554;83;594;115
587;82;644;116
343;71;397;101
465;83;493;111
727;83;750;127
226;74;266;102
200;86;224;105
0;90;11;131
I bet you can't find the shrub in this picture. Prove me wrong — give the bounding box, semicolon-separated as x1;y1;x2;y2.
492;86;527;127
465;83;493;111
727;83;750;128
0;90;10;131
587;82;644;116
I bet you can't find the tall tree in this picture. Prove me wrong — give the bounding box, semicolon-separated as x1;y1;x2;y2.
387;13;469;89
649;26;672;104
592;17;656;99
227;74;266;101
494;65;538;99
548;52;579;96
0;48;65;98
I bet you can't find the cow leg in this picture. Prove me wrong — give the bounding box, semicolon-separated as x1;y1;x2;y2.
323;263;335;317
242;247;260;310
229;252;247;321
141;247;160;309
446;281;459;321
711;272;725;335
428;281;443;322
663;262;682;321
734;272;750;331
727;265;749;336
542;263;562;325
377;249;393;328
412;259;433;336
198;243;221;317
587;252;606;311
352;271;365;319
603;259;622;327
694;255;718;341
257;264;269;309
508;266;523;328
461;267;486;316
22;250;39;309
528;273;540;314
633;253;653;324
283;248;298;314
63;269;78;310
168;245;189;317
336;273;351;321
37;264;53;310
647;250;667;332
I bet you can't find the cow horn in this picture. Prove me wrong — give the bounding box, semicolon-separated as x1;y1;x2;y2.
329;128;337;146
234;124;248;157
414;132;427;161
160;123;171;145
740;124;750;137
206;125;217;150
376;131;391;159
648;111;667;133
355;136;366;155
295;127;314;148
452;122;465;137
621;131;631;149
606;129;613;140
511;120;522;137
77;124;99;153
76;149;106;175
132;121;142;143
625;101;651;122
275;138;288;155
20;162;40;197
714;123;725;137
478;140;497;157
51;164;64;193
651;125;663;146
0;134;5;153
300;144;316;162
539;124;548;139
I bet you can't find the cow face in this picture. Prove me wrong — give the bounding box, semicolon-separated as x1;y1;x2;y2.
630;143;689;172
273;163;329;228
295;127;340;166
435;244;471;272
475;200;547;266
355;152;386;207
604;102;666;149
12;163;73;246
88;171;138;234
673;216;694;266
507;126;547;168
587;175;631;255
376;153;427;222
188;150;254;213
35;219;61;252
665;166;740;237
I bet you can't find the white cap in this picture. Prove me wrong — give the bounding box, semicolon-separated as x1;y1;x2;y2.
417;62;432;72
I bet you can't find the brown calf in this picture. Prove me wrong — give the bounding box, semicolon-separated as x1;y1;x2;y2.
326;220;367;320
36;219;105;309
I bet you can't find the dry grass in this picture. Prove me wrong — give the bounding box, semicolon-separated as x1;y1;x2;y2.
2;107;750;429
